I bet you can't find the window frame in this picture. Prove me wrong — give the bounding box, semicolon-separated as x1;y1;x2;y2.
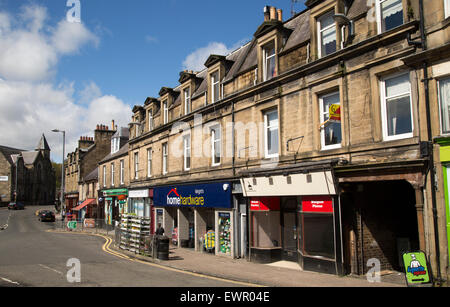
163;100;169;125
184;87;191;115
103;165;106;187
317;10;337;59
211;127;221;166
262;41;276;82
211;70;220;103
376;0;404;34
148;109;153;131
380;71;414;141
147;148;152;178
134;152;139;180
264;109;280;159
120;159;124;185
438;76;450;135
446;0;450;19
319;91;342;150
183;135;191;171
111;163;115;187
162;142;168;175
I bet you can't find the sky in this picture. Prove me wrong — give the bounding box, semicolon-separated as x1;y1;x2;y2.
0;0;306;163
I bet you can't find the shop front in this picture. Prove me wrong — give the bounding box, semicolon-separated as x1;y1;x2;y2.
435;137;450;267
153;182;235;257
241;161;342;275
128;188;154;233
102;188;128;226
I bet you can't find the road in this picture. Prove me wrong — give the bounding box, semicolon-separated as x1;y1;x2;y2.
0;206;245;287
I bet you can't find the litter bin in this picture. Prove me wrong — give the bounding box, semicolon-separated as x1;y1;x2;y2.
157;235;169;260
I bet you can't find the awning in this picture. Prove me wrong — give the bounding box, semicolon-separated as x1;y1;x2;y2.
103;189;128;197
73;199;96;211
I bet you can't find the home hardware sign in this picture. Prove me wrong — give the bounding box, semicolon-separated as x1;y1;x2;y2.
154;183;232;209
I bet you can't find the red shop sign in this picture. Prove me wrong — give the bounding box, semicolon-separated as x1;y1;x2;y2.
302;196;333;213
250;197;280;211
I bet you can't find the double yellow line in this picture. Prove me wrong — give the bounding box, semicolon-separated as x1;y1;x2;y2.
48;230;264;287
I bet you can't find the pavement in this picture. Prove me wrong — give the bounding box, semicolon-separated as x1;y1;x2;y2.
107;237;406;287
52;213;405;287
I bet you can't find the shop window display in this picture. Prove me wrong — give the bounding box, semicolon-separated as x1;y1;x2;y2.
218;212;231;254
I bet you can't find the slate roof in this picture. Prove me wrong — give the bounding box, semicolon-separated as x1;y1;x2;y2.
0;145;24;165
36;134;50;151
84;167;98;182
99;142;129;164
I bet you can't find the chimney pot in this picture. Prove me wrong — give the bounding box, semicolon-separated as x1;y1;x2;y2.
277;9;283;22
264;6;270;22
270;6;277;20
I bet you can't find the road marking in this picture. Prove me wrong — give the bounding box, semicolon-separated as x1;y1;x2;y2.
38;264;64;276
1;277;20;286
48;230;265;287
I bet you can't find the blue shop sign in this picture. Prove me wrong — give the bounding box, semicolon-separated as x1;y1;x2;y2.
154;182;232;209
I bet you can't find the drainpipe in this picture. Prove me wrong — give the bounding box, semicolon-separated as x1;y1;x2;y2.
416;0;443;284
232;100;236;177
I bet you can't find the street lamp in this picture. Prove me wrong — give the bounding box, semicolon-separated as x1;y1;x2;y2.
52;129;65;213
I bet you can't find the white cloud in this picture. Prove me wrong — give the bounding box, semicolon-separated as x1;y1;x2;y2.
0;5;132;162
0;4;98;82
182;39;249;72
145;35;158;44
182;42;231;72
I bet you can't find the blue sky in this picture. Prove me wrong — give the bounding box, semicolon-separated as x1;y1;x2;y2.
0;0;306;161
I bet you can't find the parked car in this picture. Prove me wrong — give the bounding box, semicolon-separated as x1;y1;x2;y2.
39;210;55;222
8;202;25;210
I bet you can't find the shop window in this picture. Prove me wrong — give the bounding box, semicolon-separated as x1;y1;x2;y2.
376;0;404;33
211;71;220;103
439;77;450;134
264;109;279;158
319;92;342;150
299;196;335;260
218;212;232;254
380;72;413;141
317;11;337;58
301;214;335;259
263;41;276;81
251;211;281;248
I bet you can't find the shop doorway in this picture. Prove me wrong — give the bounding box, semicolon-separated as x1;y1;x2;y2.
340;180;419;275
281;197;298;262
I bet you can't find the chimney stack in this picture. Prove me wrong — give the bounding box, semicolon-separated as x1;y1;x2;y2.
264;6;270;22
112;120;115;131
277;9;283;22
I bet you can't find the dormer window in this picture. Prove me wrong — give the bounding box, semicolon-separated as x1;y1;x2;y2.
184;87;191;114
263;41;276;81
163;100;168;124
148;109;153;131
211;71;220;103
111;137;120;154
376;0;403;33
317;11;337;58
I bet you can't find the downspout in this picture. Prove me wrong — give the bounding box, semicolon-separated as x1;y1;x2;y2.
232;100;236;177
414;0;443;284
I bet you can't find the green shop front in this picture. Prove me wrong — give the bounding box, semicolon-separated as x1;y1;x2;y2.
102;188;128;225
436;137;450;266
